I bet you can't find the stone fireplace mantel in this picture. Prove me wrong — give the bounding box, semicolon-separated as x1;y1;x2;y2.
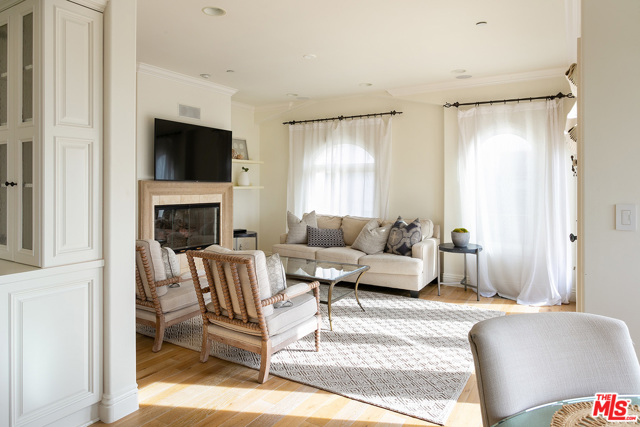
138;180;233;249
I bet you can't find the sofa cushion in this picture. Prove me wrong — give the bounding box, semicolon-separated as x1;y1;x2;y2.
317;214;343;229
385;217;422;256
272;243;323;259
315;247;365;264
286;211;317;244
351;219;391;254
307;226;345;248
341;215;373;246
359;253;422;276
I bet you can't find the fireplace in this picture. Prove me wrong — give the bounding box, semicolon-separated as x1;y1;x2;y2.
154;203;220;253
138;180;233;253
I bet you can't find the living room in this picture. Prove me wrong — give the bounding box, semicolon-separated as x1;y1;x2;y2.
0;0;638;426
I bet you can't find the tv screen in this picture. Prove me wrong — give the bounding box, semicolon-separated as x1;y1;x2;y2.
154;118;232;182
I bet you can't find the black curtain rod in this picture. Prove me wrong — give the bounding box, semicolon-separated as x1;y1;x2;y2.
282;110;402;125
443;92;574;108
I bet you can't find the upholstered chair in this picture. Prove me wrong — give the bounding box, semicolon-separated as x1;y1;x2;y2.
468;312;640;427
135;239;207;352
186;245;322;384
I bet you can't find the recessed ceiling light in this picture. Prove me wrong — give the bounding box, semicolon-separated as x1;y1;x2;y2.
359;83;373;87
476;21;487;26
202;7;226;16
286;93;298;97
200;73;210;79
451;69;467;74
302;54;317;60
456;75;473;79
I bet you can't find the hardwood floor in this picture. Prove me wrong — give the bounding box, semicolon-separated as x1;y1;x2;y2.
97;284;576;427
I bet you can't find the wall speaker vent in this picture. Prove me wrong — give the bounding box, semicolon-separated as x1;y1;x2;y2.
178;104;201;119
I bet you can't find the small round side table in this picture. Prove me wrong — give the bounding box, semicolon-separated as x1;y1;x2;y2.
438;243;483;301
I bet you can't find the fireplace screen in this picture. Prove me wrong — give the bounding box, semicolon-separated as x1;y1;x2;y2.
154;203;220;253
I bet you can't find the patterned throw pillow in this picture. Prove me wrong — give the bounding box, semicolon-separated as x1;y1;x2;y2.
161;247;181;287
265;253;289;308
385;217;422;256
352;219;392;254
286;211;317;244
307;226;346;248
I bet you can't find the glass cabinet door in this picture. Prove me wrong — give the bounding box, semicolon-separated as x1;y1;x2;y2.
0;143;7;248
20;140;32;251
0;21;7;127
22;12;33;123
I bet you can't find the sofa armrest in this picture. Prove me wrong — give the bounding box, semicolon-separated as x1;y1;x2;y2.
412;236;439;285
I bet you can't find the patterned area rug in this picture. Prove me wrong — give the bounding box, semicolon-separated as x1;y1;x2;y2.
137;288;503;425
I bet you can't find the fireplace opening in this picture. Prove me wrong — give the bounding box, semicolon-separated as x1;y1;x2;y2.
154;203;220;253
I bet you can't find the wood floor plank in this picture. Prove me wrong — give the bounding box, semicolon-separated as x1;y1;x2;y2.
96;285;576;426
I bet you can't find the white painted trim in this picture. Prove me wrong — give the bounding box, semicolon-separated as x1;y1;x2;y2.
0;0;25;13
68;0;108;13
386;68;568;97
98;385;139;424
137;62;238;96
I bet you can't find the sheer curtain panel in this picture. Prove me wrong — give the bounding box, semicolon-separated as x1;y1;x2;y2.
457;99;572;306
287;117;392;218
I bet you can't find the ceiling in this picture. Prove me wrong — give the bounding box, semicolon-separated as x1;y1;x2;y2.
136;0;574;107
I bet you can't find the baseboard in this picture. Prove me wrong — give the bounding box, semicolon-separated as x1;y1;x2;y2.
98;384;139;423
440;273;464;284
45;404;99;427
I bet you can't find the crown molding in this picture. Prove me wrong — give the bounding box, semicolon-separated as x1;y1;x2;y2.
137;63;238;97
386;68;568;97
231;101;255;112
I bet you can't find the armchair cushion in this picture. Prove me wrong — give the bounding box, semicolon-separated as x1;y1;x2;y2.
136;239;169;298
265;292;317;335
161;247;181;278
266;253;288;308
203;245;274;318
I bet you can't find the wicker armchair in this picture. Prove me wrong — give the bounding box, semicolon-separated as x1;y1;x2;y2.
135;239;206;352
186;245;322;383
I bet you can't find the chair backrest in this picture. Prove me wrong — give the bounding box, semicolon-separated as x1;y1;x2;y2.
468;312;640;427
188;245;274;323
135;239;169;300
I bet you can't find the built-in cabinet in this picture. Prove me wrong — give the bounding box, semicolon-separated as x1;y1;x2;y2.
0;1;104;426
0;0;102;267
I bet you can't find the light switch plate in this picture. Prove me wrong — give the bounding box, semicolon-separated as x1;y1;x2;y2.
616;204;636;231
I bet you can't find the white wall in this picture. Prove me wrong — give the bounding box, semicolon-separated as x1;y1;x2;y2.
231;102;261;244
581;0;640;349
136;65;234;180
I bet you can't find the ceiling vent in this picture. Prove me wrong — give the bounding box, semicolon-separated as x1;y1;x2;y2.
178;104;201;120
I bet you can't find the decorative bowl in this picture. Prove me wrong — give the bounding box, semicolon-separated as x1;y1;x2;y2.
451;231;470;247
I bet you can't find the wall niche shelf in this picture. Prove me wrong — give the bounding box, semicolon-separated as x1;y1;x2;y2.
232;159;264;165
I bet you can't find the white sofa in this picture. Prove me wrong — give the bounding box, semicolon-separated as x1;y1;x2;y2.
272;214;440;297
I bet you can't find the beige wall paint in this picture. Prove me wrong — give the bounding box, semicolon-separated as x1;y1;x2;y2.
581;0;640;349
136;69;232;181
256;95;444;253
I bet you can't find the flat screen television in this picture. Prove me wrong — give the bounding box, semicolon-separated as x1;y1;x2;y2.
154;118;232;182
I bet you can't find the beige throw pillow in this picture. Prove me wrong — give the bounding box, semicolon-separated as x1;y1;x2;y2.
351;219;391;254
341;215;372;246
286;211;317;244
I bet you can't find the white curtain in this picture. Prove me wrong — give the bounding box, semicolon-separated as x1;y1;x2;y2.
458;99;572;306
287;117;392;218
